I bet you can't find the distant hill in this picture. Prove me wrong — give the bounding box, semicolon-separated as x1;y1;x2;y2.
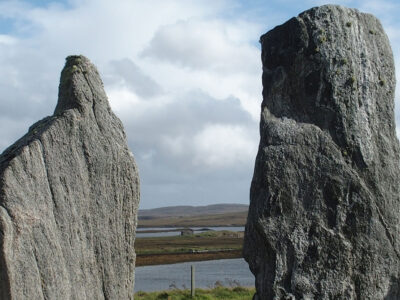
138;204;249;227
138;203;248;219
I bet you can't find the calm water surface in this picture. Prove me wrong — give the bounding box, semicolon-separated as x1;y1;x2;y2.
134;258;254;292
136;226;245;238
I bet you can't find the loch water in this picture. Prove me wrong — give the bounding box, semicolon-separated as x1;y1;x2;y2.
134;258;254;292
136;226;245;238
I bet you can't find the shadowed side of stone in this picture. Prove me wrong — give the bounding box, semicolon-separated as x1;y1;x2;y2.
244;5;400;300
0;56;140;299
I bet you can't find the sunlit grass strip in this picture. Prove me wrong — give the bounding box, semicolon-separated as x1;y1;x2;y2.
135;249;243;267
137;247;242;255
135;286;255;300
135;230;244;256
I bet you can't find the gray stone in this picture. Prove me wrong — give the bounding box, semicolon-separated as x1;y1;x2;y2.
0;56;140;299
244;5;400;300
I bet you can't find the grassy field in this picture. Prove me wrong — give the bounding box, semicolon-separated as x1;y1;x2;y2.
135;231;244;266
135;286;255;300
138;211;247;227
136;249;243;266
136;231;244;254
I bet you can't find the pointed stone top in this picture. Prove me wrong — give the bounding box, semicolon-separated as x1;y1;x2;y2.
54;55;110;115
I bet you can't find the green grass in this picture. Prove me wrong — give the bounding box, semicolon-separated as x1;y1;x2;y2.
194;230;239;238
138;211;247;228
136;231;243;255
135;286;255;300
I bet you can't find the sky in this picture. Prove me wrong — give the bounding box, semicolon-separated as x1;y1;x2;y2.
0;0;399;209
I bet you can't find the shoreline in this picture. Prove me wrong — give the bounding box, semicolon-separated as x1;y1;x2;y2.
137;224;245;229
136;249;243;266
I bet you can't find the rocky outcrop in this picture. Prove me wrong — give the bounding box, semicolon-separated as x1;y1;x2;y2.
244;5;400;300
0;56;140;299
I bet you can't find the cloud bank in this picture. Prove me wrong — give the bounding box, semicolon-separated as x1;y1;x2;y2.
0;0;399;208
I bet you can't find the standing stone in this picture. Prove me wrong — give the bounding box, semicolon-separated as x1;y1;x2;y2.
244;5;400;300
0;56;140;299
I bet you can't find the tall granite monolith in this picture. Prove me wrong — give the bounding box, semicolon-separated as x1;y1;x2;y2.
244;5;400;300
0;56;140;299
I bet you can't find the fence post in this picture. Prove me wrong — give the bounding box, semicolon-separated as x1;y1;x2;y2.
191;265;195;297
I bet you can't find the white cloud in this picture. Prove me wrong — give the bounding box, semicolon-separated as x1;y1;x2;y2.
0;0;399;208
193;124;257;168
0;1;31;19
106;87;142;115
105;58;162;98
0;116;35;151
359;0;399;17
136;19;262;120
0;34;17;45
142;19;260;74
118;89;257;171
397;126;400;140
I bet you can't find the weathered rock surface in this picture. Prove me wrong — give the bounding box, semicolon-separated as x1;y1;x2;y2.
0;56;140;299
244;5;400;300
